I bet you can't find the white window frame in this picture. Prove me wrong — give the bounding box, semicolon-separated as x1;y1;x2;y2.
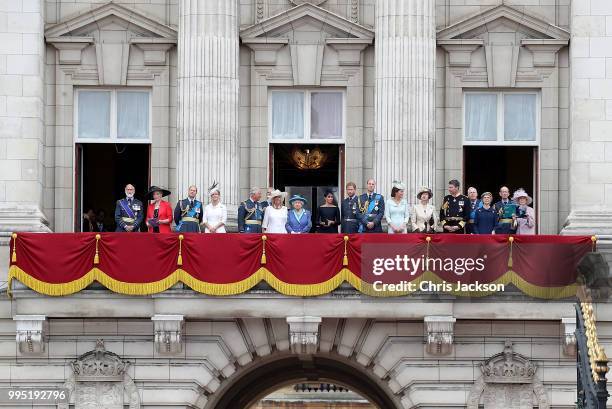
462;90;540;146
74;87;152;144
268;88;346;144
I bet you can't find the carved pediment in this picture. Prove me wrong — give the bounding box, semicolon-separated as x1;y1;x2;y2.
45;2;176;39
241;3;372;84
45;2;176;82
241;3;373;40
480;341;536;384
437;5;568;86
437;4;569;41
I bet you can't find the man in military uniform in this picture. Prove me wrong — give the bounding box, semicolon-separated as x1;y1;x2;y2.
114;184;144;232
238;187;268;233
341;182;362;234
174;185;203;233
494;186;516;234
358;179;385;233
439;179;470;234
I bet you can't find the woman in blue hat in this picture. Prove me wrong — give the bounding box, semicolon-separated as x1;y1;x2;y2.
285;194;312;234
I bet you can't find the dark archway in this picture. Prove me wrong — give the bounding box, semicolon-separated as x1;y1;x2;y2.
206;354;402;409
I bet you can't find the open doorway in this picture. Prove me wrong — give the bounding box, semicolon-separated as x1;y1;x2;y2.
271;144;343;232
76;143;150;232
463;145;537;212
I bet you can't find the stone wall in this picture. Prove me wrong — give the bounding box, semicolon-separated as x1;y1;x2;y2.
0;294;601;408
564;0;612;235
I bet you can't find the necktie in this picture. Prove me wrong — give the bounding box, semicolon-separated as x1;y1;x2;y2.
369;194;372;201
128;199;132;206
190;200;194;208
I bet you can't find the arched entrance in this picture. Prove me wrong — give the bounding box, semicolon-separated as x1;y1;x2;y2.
205;354;403;409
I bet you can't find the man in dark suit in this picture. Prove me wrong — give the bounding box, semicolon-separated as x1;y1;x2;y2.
114;184;144;232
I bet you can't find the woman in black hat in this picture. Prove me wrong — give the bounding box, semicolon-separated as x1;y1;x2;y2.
145;186;173;233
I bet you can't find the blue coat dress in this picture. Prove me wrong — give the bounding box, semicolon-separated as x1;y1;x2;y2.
473;206;497;234
285;209;312;233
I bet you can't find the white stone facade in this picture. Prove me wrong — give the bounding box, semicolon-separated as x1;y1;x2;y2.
1;0;607;235
2;0;612;408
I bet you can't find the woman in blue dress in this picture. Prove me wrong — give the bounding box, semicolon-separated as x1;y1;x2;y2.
473;192;497;234
286;194;312;234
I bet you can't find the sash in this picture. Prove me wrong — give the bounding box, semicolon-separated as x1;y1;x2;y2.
367;194;380;214
358;194;380;232
119;199;136;220
293;209;304;223
177;200;201;231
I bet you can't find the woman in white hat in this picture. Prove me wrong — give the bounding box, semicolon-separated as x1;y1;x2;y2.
202;183;227;233
384;181;410;234
512;188;535;235
410;187;438;233
262;189;288;234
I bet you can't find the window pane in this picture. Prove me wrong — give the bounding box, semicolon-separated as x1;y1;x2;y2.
271;91;304;139
465;94;497;141
117;91;149;139
78;91;110;139
504;94;537;141
311;92;343;139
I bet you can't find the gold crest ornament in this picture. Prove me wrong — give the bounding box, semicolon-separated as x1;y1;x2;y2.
290;147;328;170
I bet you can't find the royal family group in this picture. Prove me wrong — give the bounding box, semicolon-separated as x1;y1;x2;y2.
82;179;535;235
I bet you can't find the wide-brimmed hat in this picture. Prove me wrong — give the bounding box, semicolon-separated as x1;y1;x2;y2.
288;194;308;206
269;189;285;200
512;188;532;205
417;187;433;200
146;186;171;200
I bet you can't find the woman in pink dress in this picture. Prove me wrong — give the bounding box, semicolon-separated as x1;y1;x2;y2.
512;188;536;235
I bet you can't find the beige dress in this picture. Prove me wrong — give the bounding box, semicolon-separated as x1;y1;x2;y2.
410;203;438;232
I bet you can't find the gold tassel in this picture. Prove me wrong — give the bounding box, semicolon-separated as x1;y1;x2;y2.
508;236;514;268
177;235;184;266
261;235;267;265
343;235;349;266
592;235;598;252
93;234;101;265
425;236;432;271
11;233;17;263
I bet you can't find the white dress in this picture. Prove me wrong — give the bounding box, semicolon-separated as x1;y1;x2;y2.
411;203;438;233
262;206;288;233
202;203;227;233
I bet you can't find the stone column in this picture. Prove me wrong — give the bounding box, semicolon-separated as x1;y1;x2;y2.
563;1;612;235
0;0;49;234
176;0;240;208
374;0;436;202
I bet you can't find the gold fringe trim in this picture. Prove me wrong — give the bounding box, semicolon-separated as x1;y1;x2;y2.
7;265;577;299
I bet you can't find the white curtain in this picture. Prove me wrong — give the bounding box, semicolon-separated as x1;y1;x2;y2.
117;91;149;139
504;94;537;141
78;91;110;139
311;92;342;139
271;91;304;139
465;94;497;141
